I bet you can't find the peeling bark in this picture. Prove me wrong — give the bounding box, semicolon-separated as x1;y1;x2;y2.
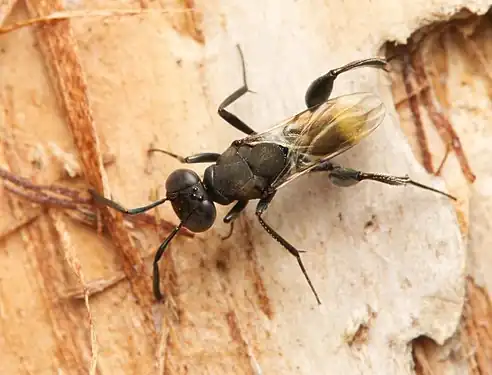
1;1;490;374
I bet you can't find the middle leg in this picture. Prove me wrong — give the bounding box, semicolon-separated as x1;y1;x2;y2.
255;194;321;305
217;45;257;135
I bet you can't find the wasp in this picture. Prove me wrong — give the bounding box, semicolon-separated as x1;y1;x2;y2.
91;46;455;304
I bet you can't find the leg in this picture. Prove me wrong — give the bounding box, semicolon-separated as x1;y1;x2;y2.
221;200;249;240
217;45;257;135
223;200;249;223
305;58;388;108
153;221;184;300
314;162;456;200
221;222;235;241
255;194;321;305
148;149;220;164
90;190;169;215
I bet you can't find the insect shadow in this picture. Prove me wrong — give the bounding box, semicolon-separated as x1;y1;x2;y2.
91;45;456;305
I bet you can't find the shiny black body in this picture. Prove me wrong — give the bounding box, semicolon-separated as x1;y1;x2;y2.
204;142;287;204
91;45;455;305
166;169;216;232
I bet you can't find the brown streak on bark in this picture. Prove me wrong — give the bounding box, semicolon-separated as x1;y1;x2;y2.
411;47;476;183
48;209;99;375
0;166;194;237
394;84;431;110
412;336;437;375
462;277;492;375
413;278;492;375
24;0;157;341
434;143;451;176
0;0;17;25
31;219;89;375
1;88;90;374
0;208;40;239
400;49;434;174
240;218;274;319
168;0;205;44
427;32;451;111
226;310;261;375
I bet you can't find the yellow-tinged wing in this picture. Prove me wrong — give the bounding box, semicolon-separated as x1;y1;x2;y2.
240;92;386;189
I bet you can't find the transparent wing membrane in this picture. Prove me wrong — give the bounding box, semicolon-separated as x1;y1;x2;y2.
240;93;386;189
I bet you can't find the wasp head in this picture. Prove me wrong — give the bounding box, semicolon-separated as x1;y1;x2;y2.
165;169;216;232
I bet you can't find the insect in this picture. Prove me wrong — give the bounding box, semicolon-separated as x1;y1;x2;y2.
91;45;456;304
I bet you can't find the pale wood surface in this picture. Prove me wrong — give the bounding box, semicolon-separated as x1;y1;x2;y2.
388;10;492;374
0;1;489;374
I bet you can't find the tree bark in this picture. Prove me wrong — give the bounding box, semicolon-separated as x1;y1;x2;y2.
0;1;489;374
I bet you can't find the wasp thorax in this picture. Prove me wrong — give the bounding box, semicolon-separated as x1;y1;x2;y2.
165;169;216;232
203;166;234;205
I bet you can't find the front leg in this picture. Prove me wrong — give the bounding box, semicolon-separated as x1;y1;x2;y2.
220;200;249;240
256;194;321;305
90;190;169;215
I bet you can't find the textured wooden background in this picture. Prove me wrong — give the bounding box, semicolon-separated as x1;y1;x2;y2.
0;0;490;374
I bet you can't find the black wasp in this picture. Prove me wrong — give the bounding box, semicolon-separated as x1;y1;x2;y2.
91;46;455;304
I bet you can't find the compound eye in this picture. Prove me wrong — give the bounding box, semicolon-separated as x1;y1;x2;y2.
166;169;200;193
185;200;216;233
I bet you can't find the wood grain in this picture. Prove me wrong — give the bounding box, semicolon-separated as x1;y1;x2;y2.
0;1;490;374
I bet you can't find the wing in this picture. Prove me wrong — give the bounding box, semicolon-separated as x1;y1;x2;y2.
240;92;386;189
